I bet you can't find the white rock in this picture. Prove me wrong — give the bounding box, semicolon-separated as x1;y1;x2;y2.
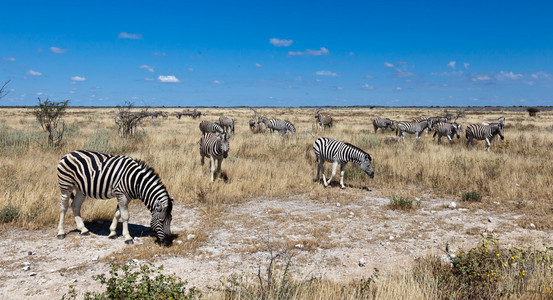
71;279;78;283
176;240;183;244
487;217;492;223
29;272;37;276
389;236;394;241
22;266;30;271
23;262;30;266
530;223;536;228
92;255;100;261
187;234;196;240
358;258;366;267
448;202;457;209
336;202;341;207
295;244;304;249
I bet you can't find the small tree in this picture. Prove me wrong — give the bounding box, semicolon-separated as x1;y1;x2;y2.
0;80;10;100
527;107;540;117
114;101;149;137
33;98;69;147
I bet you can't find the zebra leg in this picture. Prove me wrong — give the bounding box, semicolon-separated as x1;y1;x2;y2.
339;163;346;189
200;153;205;166
210;156;216;182
485;138;491;151
324;161;339;187
57;191;72;239
448;135;453;145
70;191;89;235
108;207;120;239
216;157;223;178
316;160;323;182
116;195;133;244
437;135;442;144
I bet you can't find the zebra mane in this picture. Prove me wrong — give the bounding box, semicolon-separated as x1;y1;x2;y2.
132;158;171;206
344;142;372;160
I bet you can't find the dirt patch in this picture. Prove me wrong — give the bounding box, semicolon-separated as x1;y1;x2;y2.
1;191;551;298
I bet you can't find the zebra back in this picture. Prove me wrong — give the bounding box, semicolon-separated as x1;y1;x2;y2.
313;137;372;165
199;120;223;134
200;132;229;159
466;122;504;141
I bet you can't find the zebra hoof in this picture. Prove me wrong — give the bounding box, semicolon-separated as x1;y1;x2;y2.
124;239;134;245
340;186;346;190
81;231;90;236
108;235;117;239
57;234;65;240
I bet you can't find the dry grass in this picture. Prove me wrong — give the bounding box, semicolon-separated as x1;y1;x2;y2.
2;106;553;298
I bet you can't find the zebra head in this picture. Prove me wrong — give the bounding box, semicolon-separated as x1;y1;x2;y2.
151;198;173;246
497;123;505;140
453;123;462;139
360;154;374;179
388;119;395;130
219;133;230;158
257;116;267;124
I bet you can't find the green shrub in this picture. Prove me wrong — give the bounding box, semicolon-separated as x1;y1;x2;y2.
389;196;418;210
85;129;116;153
63;261;200;299
0;204;20;223
462;191;482;202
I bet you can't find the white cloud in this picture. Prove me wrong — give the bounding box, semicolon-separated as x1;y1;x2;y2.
118;32;143;39
336;86;343;91
50;47;67;54
396;87;402;91
139;65;155;72
2;57;15;61
157;75;180;83
531;72;551;79
471;73;493;83
154;51;167;56
364;75;374;79
362;84;374;90
288;47;329;56
212;80;224;84
71;76;86;81
384;62;394;68
497;71;523;80
255;63;262;68
187;67;194;72
269;38;293;47
36;92;43;96
391;69;417;78
464;62;470;69
447;61;456;69
431;71;464;77
144;78;155;81
315;70;337;76
27;70;43;76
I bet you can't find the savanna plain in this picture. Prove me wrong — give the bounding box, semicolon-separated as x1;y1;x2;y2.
1;106;553;299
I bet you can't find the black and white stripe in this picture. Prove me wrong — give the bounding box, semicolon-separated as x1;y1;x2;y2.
199;120;224;134
465;121;505;151
373;118;395;133
257;117;296;135
200;132;230;182
396;120;431;140
313;137;374;189
432;122;461;144
56;150;173;245
219;116;235;134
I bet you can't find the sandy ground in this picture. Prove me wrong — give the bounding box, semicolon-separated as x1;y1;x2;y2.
1;190;551;299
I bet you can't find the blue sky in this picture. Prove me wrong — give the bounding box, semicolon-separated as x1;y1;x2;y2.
1;1;552;107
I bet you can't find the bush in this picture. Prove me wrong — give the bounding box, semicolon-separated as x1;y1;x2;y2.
63;261;200;299
33;98;69;147
0;204;20;223
389;196;419;210
462;191;482;202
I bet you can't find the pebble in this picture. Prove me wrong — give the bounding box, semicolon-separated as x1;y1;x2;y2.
336;202;341;207
187;234;196;240
530;223;536;228
487;217;492;223
28;251;33;255
176;240;183;244
295;244;304;249
389;236;394;241
358;258;366;267
22;266;30;271
92;255;100;261
448;202;457;209
29;272;37;276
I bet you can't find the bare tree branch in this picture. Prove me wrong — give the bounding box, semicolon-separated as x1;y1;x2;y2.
0;80;11;100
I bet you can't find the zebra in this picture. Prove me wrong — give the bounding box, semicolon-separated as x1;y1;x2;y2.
396;120;431;140
427;116;449;131
249;119;256;129
465;120;505;151
199;120;224;134
373;118;395;133
56;150;173;246
219;116;235;134
315;110;333;130
257;116;296;135
432;122;462;144
313;137;374;189
200;132;230;182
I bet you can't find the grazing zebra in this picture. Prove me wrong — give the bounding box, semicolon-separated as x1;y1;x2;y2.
315;110;333;130
199;120;224;134
396;120;431;140
373;118;395;133
200;132;230;181
466;120;505;151
432;122;462;144
257;117;296;135
219;116;235;134
56;150;173;245
427;116;449;130
249;119;256;129
313;137;374;189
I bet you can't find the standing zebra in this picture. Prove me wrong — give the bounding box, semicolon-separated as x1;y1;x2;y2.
56;150;173;245
200;132;230;182
432;122;462;144
411;116;432;134
219;116;235;134
466;119;505;151
313;137;374;189
315;110;333;130
199;120;224;134
373;118;395;133
257;116;296;135
396;120;431;140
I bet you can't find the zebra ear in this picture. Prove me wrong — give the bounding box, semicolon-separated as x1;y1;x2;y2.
155;201;162;212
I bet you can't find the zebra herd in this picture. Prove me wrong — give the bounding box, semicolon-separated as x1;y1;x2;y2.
55;110;506;247
374;115;505;151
